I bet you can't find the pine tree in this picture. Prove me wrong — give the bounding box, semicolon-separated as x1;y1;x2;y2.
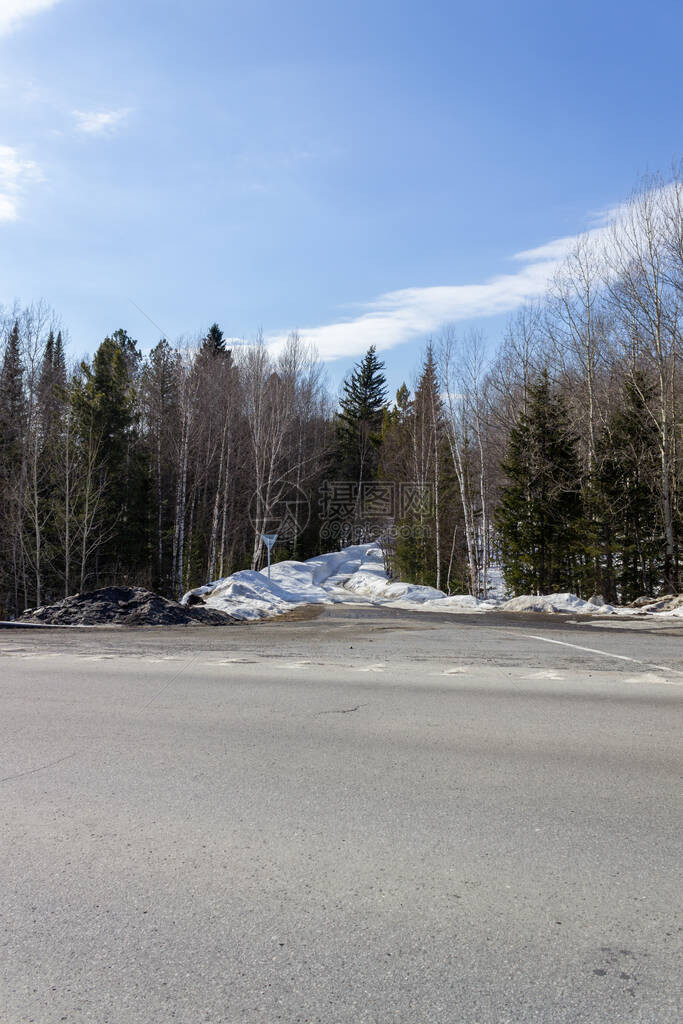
201;323;227;357
38;330;54;392
395;382;410;416
109;328;142;382
142;339;181;590
0;322;26;615
336;345;388;486
32;328;70;601
379;384;411;477
53;331;66;389
496;372;583;595
0;321;25;474
594;374;661;602
391;346;445;587
37;331;58;438
72;332;149;583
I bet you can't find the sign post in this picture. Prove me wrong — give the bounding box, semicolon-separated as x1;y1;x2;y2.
261;533;278;581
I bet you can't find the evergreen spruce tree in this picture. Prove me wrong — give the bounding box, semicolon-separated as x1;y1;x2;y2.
37;331;58;437
109;328;142;382
594;375;660;602
33;327;68;597
142;338;181;590
201;323;227;357
73;332;149;582
394;382;410;417
53;331;66;388
392;347;444;587
0;321;26;474
33;331;60;589
496;372;583;595
336;345;387;486
0;322;26;615
38;330;54;392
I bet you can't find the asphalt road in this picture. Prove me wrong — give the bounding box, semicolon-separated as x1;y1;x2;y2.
1;607;682;1023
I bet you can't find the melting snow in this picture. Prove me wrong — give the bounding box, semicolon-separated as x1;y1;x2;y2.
182;543;682;622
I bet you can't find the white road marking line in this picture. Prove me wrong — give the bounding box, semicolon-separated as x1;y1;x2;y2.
521;633;683;677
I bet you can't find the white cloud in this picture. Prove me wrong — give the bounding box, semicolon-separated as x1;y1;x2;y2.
0;144;41;221
266;183;677;364
0;0;62;36
73;108;131;136
266;237;577;361
511;235;579;263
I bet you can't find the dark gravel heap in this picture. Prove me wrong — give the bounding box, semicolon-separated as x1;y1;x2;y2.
19;587;233;626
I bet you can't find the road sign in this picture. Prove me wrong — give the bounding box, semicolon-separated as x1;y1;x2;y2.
261;533;278;580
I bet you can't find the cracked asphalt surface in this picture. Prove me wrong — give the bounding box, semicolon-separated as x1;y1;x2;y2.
1;606;682;1023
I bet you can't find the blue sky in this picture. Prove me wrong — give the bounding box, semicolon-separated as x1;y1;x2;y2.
1;0;682;394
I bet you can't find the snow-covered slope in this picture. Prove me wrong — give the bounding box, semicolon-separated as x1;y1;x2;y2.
182;543;682;621
183;544;384;620
501;593;616;614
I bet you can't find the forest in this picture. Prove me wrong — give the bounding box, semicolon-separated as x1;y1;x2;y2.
0;170;681;617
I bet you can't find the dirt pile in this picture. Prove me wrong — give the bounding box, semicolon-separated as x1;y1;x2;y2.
19;587;234;626
639;593;683;614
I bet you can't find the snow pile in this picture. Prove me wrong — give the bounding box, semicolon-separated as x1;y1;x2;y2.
420;594;499;613
343;573;445;604
500;593;616;615
485;564;509;601
183;542;681;621
183;545;383;621
185;544;506;620
184;568;328;621
635;594;683;618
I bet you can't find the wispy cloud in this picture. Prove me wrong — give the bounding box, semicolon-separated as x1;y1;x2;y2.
73;108;131;136
266;236;579;361
266;187;670;363
0;0;62;36
511;235;579;263
0;144;41;221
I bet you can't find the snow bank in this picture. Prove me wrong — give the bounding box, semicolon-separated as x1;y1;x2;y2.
635;594;683;617
185;569;328;621
182;544;385;620
183;542;681;621
343;573;445;604
500;593;616;615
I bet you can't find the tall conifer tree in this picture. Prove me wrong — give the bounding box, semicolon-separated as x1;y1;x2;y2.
336;345;387;485
0;321;25;472
594;374;661;602
496;373;583;595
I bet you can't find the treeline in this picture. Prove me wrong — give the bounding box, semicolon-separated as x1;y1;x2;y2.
0;316;331;616
0;170;681;616
381;171;683;601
